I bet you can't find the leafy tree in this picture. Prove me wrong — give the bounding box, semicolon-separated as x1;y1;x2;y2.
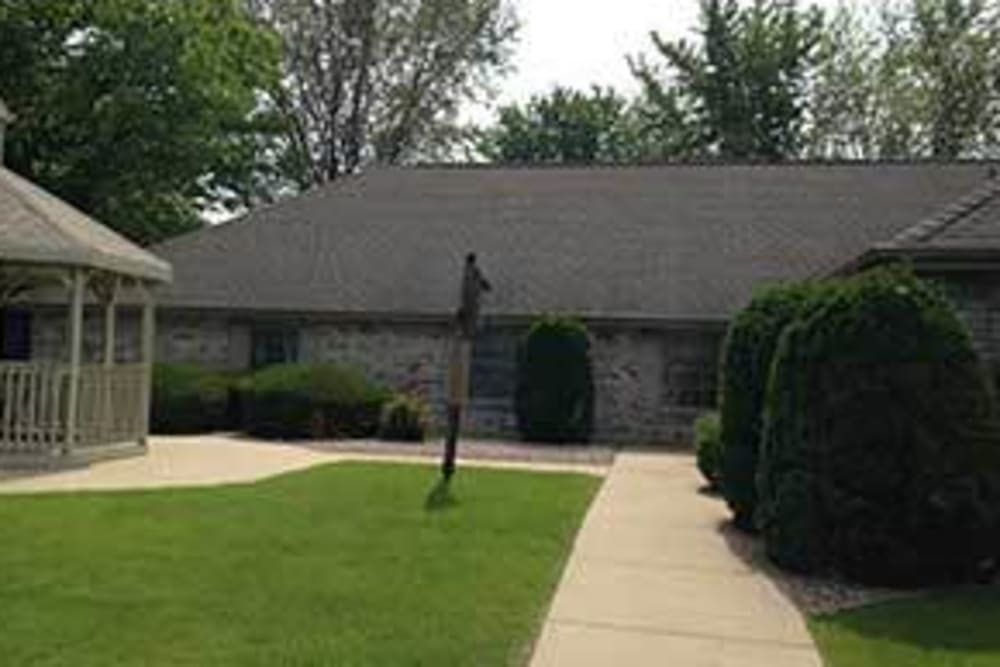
631;0;824;161
251;0;518;187
807;0;1000;159
0;0;282;244
480;86;655;163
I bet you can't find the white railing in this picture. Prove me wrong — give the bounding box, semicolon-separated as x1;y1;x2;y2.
0;362;71;455
77;364;148;450
0;362;149;457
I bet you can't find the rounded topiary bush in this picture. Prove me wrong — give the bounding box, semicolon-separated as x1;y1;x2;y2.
695;412;722;490
757;268;1000;587
242;364;390;440
151;363;233;434
719;282;822;530
515;316;594;443
377;394;431;442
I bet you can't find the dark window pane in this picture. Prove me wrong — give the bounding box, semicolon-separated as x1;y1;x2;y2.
251;328;300;368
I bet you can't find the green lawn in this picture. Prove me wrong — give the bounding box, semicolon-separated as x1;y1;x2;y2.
0;463;599;666
810;587;1000;667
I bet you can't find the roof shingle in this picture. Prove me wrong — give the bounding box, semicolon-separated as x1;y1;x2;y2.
153;164;991;321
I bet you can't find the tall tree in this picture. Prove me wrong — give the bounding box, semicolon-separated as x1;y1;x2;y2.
631;0;824;161
807;0;1000;159
251;0;518;187
0;0;282;244
480;86;649;163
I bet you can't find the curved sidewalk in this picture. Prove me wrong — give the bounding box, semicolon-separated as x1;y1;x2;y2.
530;452;822;667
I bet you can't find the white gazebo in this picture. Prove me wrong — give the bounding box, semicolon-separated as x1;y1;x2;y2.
0;123;172;466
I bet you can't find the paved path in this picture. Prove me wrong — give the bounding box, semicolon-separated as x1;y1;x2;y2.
530;451;823;667
0;436;607;494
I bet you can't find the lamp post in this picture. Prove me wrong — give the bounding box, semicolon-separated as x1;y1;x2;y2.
441;253;491;481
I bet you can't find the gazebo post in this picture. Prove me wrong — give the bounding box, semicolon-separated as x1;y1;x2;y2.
64;268;86;454
101;276;119;445
138;283;155;447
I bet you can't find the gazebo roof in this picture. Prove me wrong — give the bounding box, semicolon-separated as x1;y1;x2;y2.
0;166;172;283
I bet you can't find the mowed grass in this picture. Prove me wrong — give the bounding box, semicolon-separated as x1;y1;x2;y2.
0;463;600;666
810;586;1000;667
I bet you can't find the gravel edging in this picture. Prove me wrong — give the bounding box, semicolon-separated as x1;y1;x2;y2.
300;438;618;467
719;519;917;616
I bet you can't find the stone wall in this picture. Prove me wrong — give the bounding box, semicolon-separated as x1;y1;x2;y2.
28;309;724;445
929;271;1000;364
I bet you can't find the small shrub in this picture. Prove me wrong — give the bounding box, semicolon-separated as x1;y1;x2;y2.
694;412;722;490
151;363;233;434
242;364;390;440
719;282;823;530
378;394;431;442
515;316;595;443
757;268;1000;587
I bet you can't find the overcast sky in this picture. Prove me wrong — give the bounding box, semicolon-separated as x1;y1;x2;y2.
471;0;843;120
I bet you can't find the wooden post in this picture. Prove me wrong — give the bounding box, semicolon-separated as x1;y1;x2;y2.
101;277;119;445
138;283;155;447
64;269;85;455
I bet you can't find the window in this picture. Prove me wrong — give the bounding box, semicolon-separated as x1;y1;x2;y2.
470;331;517;401
661;360;718;408
251;327;300;368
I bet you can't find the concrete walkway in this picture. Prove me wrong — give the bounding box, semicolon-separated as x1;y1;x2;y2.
530;452;823;667
0;435;607;494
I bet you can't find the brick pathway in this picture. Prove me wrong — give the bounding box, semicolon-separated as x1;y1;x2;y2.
530;451;823;667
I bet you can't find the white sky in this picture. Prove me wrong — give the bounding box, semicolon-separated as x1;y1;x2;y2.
471;0;843;120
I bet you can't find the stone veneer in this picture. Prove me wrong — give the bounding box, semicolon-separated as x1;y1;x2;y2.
929;271;1000;364
26;270;997;445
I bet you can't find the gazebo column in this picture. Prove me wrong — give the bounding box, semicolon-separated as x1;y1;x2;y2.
138;283;155;447
99;276;120;446
64;268;86;455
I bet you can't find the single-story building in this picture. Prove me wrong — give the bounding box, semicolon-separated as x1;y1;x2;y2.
17;164;1000;443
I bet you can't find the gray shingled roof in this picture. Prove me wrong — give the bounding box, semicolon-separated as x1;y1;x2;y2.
0;167;172;282
153;164;991;322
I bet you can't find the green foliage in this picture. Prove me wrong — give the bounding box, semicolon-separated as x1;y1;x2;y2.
758;268;1000;586
0;0;282;244
253;0;519;185
377;394;431;442
515;316;595;444
695;412;723;490
480;86;648;163
242;364;390;440
807;0;1000;159
720;282;823;530
151;363;233;435
631;0;823;161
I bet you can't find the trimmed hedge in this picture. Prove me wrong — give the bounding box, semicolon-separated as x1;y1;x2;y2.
695;412;722;490
515;316;595;443
242;364;390;440
151;364;233;434
719;282;822;530
757;268;1000;586
377;394;431;442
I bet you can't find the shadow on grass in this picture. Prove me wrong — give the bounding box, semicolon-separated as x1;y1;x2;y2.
424;477;459;512
812;586;1000;653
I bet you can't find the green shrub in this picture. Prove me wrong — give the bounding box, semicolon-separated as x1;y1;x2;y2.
242;364;390;440
377;394;431;442
758;268;1000;587
695;412;723;490
151;363;233;434
515;316;595;443
719;282;822;530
